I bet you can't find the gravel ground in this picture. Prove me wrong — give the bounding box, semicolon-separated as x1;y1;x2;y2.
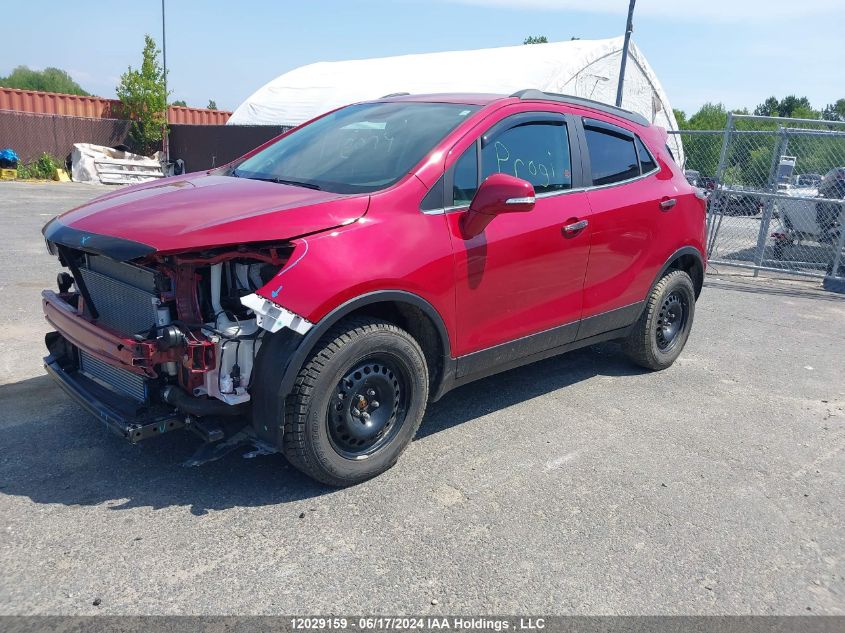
0;181;843;615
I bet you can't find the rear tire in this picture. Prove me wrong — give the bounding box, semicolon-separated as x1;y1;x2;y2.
282;317;429;487
623;270;695;371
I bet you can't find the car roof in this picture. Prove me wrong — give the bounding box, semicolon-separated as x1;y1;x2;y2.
374;91;650;126
374;93;507;105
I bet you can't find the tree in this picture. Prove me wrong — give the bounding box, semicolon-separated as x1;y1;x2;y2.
688;102;729;130
777;95;814;118
753;96;780;117
822;99;845;122
672;108;688;128
116;35;168;156
172;99;187;107
207;99;217;110
753;95;818;119
523;35;548;44
0;65;90;95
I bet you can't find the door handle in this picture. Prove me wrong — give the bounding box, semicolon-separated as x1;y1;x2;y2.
562;219;589;235
660;197;677;211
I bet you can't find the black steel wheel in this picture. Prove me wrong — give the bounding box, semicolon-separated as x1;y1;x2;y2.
278;317;429;487
623;269;696;370
328;357;409;459
655;291;689;353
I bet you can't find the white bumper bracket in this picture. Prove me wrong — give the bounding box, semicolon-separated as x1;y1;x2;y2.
240;293;313;335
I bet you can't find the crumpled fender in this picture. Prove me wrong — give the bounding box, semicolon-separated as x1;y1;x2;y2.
244;180;458;345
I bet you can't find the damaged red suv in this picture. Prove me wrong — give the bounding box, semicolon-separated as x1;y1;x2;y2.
42;91;706;486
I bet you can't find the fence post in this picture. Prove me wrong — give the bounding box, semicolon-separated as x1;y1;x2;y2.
828;201;845;280
706;113;734;255
752;126;789;277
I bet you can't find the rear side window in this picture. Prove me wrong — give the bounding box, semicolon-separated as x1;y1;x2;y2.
636;137;657;173
481;121;572;194
584;125;639;186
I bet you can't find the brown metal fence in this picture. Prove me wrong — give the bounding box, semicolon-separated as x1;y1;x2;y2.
168;124;290;172
0;110;131;164
0;110;287;172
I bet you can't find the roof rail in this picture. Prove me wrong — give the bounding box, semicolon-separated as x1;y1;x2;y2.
509;89;649;126
379;92;411;99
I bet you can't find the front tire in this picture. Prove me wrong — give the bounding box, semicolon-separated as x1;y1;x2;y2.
623;270;696;370
283;317;429;487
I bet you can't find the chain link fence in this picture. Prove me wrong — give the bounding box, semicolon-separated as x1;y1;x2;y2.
669;115;845;284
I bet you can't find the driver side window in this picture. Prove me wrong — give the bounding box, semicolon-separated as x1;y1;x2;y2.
481;121;572;194
446;116;572;208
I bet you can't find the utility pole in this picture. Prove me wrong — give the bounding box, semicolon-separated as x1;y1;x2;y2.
615;0;636;107
161;0;169;162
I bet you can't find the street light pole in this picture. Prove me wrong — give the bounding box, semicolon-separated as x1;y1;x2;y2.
161;0;169;162
615;0;636;108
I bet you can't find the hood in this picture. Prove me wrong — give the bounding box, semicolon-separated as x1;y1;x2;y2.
46;173;369;256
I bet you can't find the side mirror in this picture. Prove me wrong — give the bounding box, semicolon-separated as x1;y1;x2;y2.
460;173;535;238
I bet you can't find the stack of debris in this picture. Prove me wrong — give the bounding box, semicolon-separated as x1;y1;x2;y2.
71;143;164;185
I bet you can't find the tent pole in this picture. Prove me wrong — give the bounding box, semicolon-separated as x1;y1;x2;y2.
615;0;636;108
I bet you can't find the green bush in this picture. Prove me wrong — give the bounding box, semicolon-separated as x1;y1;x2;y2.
16;153;60;180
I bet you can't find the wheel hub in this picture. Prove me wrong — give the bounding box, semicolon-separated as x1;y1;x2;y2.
329;359;404;456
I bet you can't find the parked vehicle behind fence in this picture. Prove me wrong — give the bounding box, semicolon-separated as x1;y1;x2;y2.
41;91;707;486
772;167;845;267
796;173;822;187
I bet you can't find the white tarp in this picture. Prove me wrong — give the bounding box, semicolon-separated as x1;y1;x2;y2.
228;36;681;159
71;143;164;185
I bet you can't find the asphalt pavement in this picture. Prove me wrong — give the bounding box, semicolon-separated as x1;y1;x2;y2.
0;181;843;615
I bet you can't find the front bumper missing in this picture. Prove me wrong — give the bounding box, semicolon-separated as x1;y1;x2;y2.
42;289;215;390
44;350;184;443
45;340;270;463
42;289;166;377
241;293;313;335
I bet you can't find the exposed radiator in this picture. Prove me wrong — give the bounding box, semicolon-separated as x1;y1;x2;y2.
78;256;169;337
79;349;149;402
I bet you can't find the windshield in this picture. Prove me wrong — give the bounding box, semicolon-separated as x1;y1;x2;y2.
233;102;479;194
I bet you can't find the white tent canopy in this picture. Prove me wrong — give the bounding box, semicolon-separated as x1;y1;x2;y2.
229;36;681;157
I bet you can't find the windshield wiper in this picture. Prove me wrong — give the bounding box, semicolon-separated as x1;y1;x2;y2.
231;170;321;190
272;178;322;190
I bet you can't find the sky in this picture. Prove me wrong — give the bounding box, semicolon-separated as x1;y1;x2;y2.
2;0;843;116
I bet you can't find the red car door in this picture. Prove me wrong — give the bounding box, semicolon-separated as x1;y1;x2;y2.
578;118;665;324
442;110;592;373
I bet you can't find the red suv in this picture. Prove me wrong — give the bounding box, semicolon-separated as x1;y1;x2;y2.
42;91;706;486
